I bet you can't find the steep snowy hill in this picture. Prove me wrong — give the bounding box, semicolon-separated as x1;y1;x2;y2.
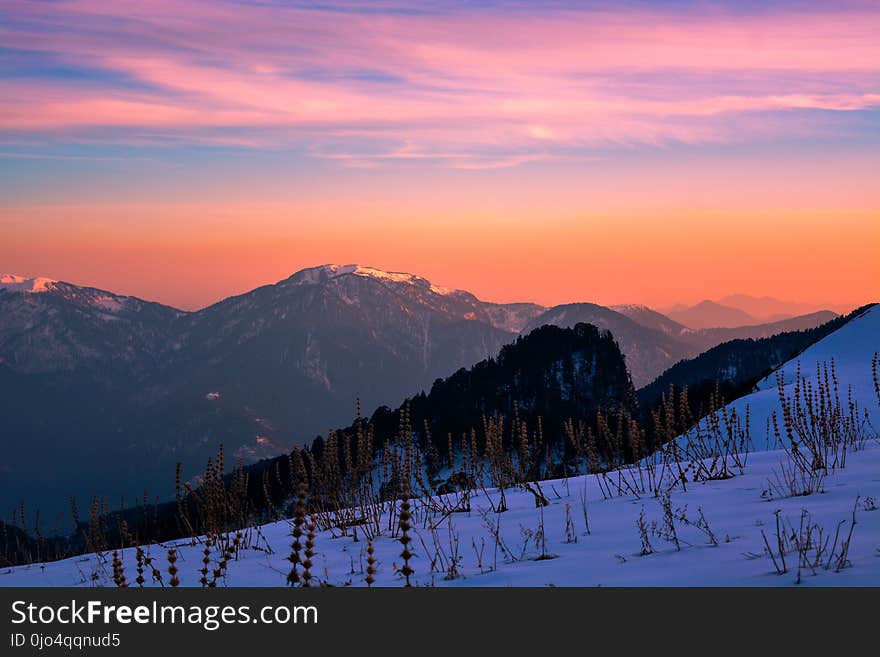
727;304;880;450
755;305;878;393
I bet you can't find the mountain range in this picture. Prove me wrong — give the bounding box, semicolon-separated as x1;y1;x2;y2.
0;265;839;517
661;295;853;329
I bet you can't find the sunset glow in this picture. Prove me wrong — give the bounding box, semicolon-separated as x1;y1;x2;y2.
2;0;878;309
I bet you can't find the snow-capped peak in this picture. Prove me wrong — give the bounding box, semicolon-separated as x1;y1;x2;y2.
287;264;456;296
351;265;416;284
0;274;57;293
349;266;454;295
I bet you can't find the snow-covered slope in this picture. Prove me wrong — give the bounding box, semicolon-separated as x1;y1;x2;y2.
719;304;879;450
289;264;457;297
4;443;878;587
755;304;877;393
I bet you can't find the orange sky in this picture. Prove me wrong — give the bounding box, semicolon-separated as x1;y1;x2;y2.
3;201;877;311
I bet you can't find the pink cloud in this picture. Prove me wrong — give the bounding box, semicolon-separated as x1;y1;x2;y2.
1;1;879;162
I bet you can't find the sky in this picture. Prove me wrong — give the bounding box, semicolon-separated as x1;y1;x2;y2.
1;0;878;311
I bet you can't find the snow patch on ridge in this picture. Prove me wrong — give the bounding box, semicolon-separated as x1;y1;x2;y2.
611;303;652;313
681;304;879;453
0;274;57;293
289;264;457;296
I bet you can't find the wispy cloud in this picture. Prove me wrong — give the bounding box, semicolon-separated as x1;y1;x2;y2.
1;1;879;166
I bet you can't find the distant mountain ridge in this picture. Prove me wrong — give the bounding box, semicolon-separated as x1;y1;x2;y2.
718;294;854;321
659;295;849;328
663;299;758;329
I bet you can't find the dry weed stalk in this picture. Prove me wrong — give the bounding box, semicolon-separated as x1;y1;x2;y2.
398;496;415;587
